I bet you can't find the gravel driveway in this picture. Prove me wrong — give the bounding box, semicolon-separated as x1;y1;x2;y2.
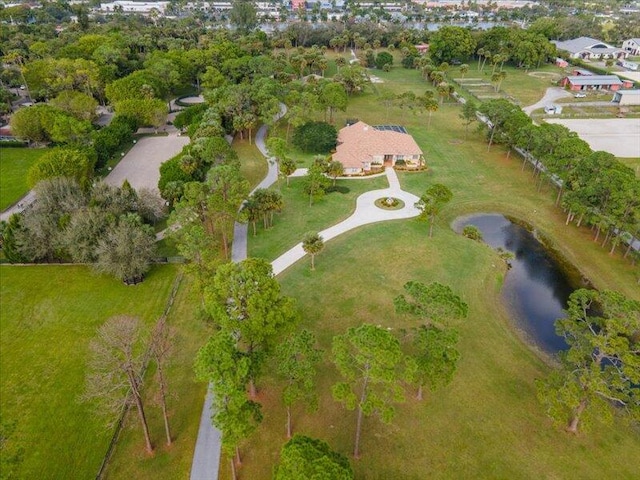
104;135;189;192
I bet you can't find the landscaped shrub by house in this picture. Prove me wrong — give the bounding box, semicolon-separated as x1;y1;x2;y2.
292;121;337;154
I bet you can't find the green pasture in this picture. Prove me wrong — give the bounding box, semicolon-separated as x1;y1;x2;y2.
0;147;46;210
0;265;177;480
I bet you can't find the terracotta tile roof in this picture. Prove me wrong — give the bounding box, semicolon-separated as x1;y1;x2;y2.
332;121;423;169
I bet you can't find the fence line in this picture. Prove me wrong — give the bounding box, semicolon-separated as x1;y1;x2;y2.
95;272;183;480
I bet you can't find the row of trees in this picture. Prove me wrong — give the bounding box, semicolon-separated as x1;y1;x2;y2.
478;98;640;264
195;257;468;478
84;314;175;453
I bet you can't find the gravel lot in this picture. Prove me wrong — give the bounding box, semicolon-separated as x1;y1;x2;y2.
104;135;189;191
545;118;640;158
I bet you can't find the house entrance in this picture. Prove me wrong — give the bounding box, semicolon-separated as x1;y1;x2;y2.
383;155;393;166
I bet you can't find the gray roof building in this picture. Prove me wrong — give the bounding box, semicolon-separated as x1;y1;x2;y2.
553;37;628;59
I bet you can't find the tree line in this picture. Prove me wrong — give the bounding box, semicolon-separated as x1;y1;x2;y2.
478;98;640;265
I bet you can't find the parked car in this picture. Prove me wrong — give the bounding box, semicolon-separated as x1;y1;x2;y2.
574;93;586;98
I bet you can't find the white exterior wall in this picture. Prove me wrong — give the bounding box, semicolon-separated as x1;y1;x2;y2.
622;40;640;55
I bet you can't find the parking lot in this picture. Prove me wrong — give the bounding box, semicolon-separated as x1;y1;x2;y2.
545;118;640;158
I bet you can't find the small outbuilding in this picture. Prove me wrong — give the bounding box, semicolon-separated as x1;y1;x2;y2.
612;89;640;106
561;75;633;91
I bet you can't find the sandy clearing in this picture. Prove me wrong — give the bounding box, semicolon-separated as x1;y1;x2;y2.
104;135;189;191
545;118;640;158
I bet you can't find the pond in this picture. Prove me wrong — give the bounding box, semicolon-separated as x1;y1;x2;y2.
454;214;586;354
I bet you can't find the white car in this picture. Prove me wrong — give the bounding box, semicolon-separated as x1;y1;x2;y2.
574;93;586;98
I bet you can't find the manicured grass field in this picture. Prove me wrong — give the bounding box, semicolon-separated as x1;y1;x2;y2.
0;265;178;480
104;276;211;479
220;64;640;479
0;147;46;210
248;175;388;260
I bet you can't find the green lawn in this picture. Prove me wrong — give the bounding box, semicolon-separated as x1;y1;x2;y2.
88;58;638;480
0;265;178;480
220;61;640;479
234;137;268;190
449;63;567;106
0;147;46;210
248;175;388;261
104;276;211;480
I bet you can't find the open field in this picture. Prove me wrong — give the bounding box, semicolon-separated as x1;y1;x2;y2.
48;58;639;480
0;147;46;210
104;276;211;480
222;62;640;479
0;265;178;480
247;175;388;260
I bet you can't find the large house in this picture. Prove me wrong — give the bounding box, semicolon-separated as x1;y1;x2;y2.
612;89;640;106
560;75;633;91
553;37;628;60
622;38;640;56
332;122;424;175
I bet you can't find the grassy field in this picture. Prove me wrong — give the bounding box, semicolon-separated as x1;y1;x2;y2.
449;63;566;106
104;276;211;479
234;137;268;190
248;175;388;260
0;147;46;210
62;58;638;480
220;62;640;479
0;265;178;480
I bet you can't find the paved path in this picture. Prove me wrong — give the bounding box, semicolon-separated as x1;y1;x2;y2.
190;103;286;480
522;87;572;115
271;168;420;275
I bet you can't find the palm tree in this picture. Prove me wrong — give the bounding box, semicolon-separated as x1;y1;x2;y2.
459;63;469;79
335;56;347;74
420;92;439;128
302;232;324;270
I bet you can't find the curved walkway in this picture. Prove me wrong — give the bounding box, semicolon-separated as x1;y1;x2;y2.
272;168;420;275
189;104;286;480
189;103;422;479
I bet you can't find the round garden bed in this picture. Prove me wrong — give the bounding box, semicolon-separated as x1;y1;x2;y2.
374;197;405;210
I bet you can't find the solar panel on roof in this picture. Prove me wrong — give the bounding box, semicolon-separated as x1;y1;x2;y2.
373;125;408;134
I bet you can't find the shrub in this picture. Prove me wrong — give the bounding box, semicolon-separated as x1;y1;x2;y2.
292;121;337;154
375;51;393;70
92;115;137;168
27;147;95;189
158;155;193;197
173;103;208;130
462;225;483;241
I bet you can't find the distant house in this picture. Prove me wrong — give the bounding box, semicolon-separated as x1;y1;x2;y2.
332;122;424;175
553;37;628;60
622;38;640;56
612;89;640;106
572;68;594;76
415;43;430;55
555;57;568;68
561;75;632;91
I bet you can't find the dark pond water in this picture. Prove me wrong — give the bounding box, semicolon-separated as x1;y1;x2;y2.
455;214;583;354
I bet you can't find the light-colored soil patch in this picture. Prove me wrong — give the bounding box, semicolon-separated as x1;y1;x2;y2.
104;135;189;191
528;71;563;80
545;118;640;157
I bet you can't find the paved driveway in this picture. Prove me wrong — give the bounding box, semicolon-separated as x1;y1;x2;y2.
522;87;572;115
104;135;189;191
